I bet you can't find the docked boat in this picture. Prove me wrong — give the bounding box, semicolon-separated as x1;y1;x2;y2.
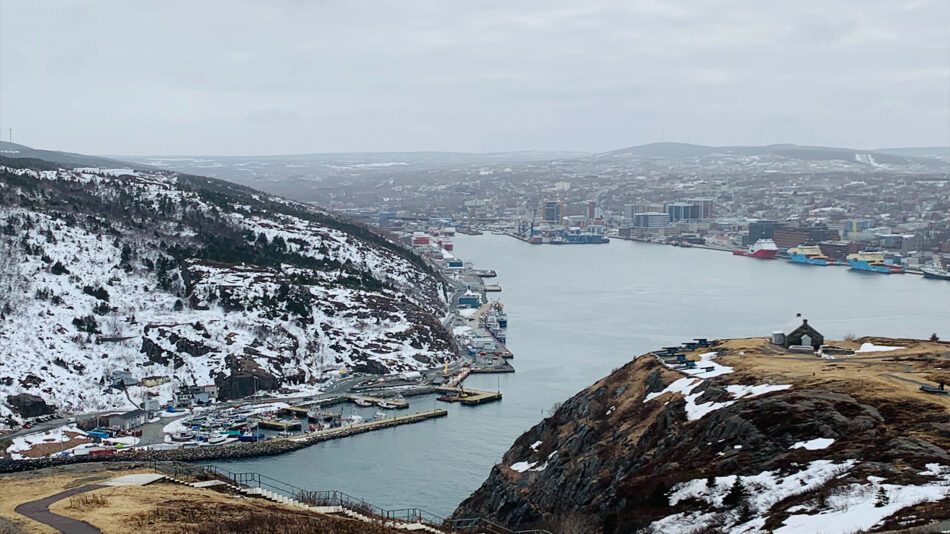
732;239;778;259
377;400;397;410
354;397;373;407
170;432;195;442
922;265;950;280
237;432;265;442
788;245;835;266
208;433;229;445
846;252;904;274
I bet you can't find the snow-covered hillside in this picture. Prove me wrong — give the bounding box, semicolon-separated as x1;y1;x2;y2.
0;165;453;421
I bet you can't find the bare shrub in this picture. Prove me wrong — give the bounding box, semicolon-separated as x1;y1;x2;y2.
65;492;107;511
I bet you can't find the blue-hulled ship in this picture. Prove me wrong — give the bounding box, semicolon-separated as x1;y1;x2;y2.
788;245;836;266
846;252;904;274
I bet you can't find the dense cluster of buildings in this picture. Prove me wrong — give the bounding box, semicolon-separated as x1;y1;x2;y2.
328;150;950;268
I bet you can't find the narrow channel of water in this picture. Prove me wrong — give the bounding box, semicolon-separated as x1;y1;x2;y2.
216;235;950;517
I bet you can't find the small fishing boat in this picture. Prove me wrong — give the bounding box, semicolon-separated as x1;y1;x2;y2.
377;400;397;409
354;397;373;407
237;432;265;443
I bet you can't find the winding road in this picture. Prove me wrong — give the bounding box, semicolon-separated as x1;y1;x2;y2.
15;485;103;534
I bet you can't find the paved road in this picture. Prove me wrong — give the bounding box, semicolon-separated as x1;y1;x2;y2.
15;485;103;534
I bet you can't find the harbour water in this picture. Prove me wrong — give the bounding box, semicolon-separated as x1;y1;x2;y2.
216;234;950;518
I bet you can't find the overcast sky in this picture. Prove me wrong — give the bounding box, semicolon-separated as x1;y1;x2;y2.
1;1;948;155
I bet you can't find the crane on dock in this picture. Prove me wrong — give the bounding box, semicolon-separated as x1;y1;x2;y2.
529;198;541;239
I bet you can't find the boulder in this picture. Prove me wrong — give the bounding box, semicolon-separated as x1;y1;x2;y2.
6;393;54;418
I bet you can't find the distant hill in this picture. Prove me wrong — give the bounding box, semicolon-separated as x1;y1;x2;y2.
0;141;144;170
597;142;949;170
874;146;950;162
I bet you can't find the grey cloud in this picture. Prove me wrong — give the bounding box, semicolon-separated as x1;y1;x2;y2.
0;0;947;155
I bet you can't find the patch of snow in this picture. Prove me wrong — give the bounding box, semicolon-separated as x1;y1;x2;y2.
790;438;835;450
644;378;701;403
775;480;949;534
530;440;542;451
646;378;792;421
510;461;538;473
657;460;856;534
726;384;792;399
681;351;734;378
855;343;903;353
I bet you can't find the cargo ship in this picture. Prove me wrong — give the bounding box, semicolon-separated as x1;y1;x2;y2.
482;302;508;343
921;265;950;281
846;252;904;274
732;239;778;259
787;245;836;266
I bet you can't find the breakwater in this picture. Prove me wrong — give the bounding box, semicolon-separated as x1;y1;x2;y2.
0;409;447;474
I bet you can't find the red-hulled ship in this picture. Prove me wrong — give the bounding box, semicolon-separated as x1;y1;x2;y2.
732;239;778;259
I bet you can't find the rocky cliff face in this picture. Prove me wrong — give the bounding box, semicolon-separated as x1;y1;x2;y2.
454;338;950;533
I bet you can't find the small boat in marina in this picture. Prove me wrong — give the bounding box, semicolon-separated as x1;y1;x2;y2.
354;397;373;407
237;432;265;443
377;400;396;409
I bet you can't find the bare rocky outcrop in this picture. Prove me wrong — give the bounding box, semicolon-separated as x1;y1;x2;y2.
454;341;950;533
5;393;54;418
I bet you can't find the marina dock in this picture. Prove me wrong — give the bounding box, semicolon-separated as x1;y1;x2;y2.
434;386;502;406
280;406;340;420
301;394;409;410
345;394;409;409
256;419;302;431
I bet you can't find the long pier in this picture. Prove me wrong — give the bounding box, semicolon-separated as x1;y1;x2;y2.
285;409;448;443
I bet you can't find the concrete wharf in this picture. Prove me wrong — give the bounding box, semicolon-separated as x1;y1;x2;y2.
434;386;502;406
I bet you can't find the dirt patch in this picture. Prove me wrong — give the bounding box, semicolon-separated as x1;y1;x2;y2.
8;432;92;460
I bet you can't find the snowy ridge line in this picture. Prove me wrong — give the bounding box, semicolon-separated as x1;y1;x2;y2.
0;165;452;421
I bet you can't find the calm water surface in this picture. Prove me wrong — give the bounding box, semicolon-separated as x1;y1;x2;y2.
218;235;950;517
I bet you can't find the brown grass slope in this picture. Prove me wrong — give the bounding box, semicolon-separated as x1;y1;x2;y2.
453;337;950;533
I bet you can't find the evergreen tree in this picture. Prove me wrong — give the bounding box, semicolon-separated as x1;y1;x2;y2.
875;487;889;508
723;477;748;507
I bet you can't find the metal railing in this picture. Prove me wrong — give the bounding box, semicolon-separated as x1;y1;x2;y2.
150;461;451;529
452;517;555;534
